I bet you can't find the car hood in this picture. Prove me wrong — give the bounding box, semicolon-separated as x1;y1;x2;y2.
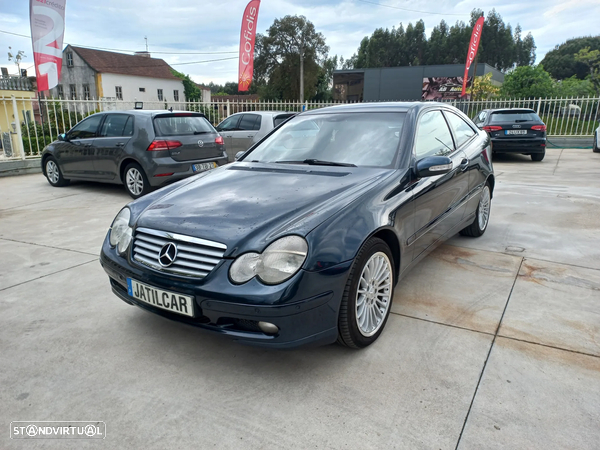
135;162;392;255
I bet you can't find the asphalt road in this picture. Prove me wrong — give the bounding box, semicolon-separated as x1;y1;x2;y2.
1;149;599;449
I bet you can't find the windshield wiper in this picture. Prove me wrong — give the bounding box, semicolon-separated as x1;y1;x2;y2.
275;159;356;167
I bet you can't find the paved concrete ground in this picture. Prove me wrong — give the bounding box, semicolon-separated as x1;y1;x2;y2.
1;149;599;449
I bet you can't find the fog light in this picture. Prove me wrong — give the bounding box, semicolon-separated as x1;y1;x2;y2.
258;321;279;335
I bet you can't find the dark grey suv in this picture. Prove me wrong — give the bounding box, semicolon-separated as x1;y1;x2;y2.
41;110;228;198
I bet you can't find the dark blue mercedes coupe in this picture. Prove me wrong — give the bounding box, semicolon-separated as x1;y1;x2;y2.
100;102;494;349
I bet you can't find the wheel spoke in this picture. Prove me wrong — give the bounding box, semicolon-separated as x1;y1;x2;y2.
355;251;393;337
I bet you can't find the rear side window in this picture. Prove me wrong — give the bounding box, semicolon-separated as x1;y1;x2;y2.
273;114;294;127
239;114;261;131
444;112;476;148
490;111;540;123
154;115;214;136
99;114;132;137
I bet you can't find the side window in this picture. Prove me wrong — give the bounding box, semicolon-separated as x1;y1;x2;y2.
68;114;104;140
474;111;487;125
253;115;262;131
123;117;134;136
217;115;240;131
238;114;260;131
445;112;476;148
99;114;131;137
415;110;455;159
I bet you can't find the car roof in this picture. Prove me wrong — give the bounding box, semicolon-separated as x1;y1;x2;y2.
226;111;296;117
486;108;536;113
302;101;449;115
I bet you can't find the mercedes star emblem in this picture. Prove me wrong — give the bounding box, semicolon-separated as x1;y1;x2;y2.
197;140;204;148
158;242;178;267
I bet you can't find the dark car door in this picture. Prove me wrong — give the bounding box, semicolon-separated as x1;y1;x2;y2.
409;109;470;260
94;113;134;180
58;114;104;177
442;110;487;217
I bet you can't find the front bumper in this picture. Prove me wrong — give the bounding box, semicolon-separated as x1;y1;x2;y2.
146;152;228;187
100;235;351;348
491;137;546;154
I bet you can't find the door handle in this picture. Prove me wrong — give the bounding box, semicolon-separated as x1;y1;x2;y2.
116;143;125;147
83;143;92;147
460;158;469;171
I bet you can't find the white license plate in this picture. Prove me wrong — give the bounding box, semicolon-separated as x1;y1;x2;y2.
505;130;527;135
127;278;194;317
192;162;217;173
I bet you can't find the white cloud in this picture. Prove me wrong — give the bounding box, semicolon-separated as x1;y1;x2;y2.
1;0;598;83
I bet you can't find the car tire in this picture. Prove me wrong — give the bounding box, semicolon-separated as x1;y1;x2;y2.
460;183;491;238
531;151;545;161
44;156;70;187
593;135;600;153
337;237;395;349
124;162;151;199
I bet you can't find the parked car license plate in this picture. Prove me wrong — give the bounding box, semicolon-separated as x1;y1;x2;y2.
127;278;194;317
192;162;218;173
505;130;527;135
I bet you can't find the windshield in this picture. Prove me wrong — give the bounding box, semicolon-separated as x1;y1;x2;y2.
490;111;539;123
243;112;405;168
154;115;215;136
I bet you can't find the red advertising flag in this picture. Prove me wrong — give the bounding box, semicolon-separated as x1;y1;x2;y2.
29;0;67;92
461;16;485;97
238;0;261;92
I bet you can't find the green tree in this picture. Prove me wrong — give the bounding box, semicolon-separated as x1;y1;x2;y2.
501;65;555;98
170;69;201;101
344;9;535;72
574;47;600;94
468;72;500;100
540;36;600;80
8;47;26;75
554;76;595;97
254;15;329;101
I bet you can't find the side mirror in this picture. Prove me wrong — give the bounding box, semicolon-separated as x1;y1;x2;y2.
416;156;453;178
235;151;245;161
58;133;67;142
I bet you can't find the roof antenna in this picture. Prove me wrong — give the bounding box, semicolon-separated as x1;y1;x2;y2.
144;36;148;52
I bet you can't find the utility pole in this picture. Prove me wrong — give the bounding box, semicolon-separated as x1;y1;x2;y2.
299;42;304;103
144;36;148;52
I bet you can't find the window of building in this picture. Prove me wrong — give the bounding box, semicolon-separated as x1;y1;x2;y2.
157;89;164;101
66;52;73;67
139;87;145;92
83;84;90;100
115;86;123;100
57;85;64;99
173;90;179;102
69;84;77;100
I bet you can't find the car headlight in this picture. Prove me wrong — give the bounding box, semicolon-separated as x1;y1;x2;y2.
109;208;133;255
230;236;308;285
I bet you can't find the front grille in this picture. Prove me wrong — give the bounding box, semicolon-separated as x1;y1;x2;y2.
132;227;227;278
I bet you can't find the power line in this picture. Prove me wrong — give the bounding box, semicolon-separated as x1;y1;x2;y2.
171;56;238;65
0;29;237;55
356;0;467;16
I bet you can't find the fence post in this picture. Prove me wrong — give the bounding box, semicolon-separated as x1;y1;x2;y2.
226;100;231;118
11;95;26;160
536;97;541;115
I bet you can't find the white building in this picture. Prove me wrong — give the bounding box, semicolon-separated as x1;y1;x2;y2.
49;45;185;106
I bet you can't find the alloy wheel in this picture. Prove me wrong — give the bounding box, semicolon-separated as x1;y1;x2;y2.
46;160;59;184
355;251;392;337
126;168;144;196
478;185;491;231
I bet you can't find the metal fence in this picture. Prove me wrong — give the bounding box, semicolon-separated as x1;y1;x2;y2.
1;95;598;160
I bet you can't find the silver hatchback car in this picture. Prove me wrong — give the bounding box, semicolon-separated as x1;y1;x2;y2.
216;111;295;161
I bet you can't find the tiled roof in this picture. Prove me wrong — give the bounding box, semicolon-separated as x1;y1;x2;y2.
69;46;180;80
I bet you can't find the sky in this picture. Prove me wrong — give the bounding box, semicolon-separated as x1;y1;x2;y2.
1;0;599;85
